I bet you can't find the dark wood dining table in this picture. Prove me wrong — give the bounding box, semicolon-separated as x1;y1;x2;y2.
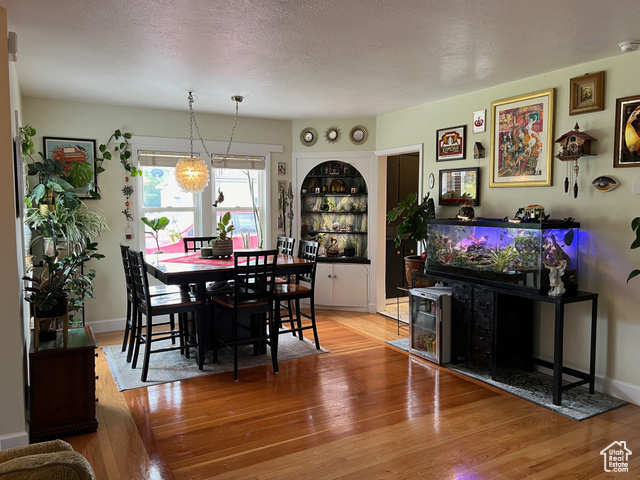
145;251;315;368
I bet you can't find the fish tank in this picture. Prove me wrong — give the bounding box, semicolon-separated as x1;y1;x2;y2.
425;218;580;293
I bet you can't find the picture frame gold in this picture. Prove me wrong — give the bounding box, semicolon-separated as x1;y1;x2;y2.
489;88;554;188
569;71;604;115
613;94;640;168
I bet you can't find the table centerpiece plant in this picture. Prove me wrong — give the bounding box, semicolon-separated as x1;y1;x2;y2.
211;212;235;258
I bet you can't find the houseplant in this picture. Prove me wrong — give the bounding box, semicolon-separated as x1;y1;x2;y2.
211;212;235;258
141;216;170;253
386;192;436;287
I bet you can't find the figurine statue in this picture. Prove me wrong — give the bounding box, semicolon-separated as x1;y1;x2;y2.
546;259;567;297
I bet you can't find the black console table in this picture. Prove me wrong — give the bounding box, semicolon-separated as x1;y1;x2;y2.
415;271;598;406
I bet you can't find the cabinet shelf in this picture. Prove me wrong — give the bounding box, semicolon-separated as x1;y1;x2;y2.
318;256;371;264
303;230;367;235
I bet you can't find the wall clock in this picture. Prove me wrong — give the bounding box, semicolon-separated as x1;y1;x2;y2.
300;127;318;147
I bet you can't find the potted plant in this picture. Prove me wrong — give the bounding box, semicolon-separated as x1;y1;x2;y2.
141;216;170;253
211;212;235;258
386;192;436;287
343;240;356;257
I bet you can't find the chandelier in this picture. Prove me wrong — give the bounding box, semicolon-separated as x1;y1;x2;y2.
175;92;243;194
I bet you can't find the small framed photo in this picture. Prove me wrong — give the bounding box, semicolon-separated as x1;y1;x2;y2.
277;162;286;175
614;94;640;168
473;110;486;133
569;71;604;115
436;125;466;161
439;167;479;206
43;137;97;198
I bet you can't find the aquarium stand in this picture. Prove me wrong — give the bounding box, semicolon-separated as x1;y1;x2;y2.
416;271;598;406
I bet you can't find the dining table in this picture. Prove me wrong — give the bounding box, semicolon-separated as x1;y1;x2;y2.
145;251;315;368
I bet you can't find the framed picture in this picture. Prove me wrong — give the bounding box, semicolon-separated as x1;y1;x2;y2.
43;137;96;198
436;125;466;161
277;162;286;175
473;110;486;133
438;167;479;206
489;88;554;187
613;94;640;168
569;71;604;115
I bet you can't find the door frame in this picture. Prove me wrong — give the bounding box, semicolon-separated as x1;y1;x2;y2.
374;144;424;314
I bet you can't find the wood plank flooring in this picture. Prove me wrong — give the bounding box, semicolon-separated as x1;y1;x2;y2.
62;311;640;479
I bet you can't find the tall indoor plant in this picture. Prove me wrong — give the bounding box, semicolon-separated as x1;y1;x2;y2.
387;192;436;287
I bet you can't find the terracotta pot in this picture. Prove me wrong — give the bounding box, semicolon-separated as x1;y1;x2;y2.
404;255;435;288
211;238;233;258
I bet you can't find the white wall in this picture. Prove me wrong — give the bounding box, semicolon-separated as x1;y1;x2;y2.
22;98;292;331
376;51;640;403
0;7;28;448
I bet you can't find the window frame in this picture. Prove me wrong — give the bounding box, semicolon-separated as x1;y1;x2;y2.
130;135;281;252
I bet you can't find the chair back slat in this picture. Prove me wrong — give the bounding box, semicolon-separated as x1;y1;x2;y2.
128;249;153;310
297;240;319;285
183;236;217;252
120;244;134;292
276;236;296;256
233;249;279;304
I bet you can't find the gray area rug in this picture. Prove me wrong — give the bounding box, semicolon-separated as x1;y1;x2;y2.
387;337;627;421
104;335;329;391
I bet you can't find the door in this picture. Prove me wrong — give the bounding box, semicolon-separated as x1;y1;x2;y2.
385;154;420;299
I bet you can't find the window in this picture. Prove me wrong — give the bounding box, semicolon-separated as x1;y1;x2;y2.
136;147;270;254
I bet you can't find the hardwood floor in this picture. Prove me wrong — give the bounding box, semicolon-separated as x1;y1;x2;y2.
62;311;640;479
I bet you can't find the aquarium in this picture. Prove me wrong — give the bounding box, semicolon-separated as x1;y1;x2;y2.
425;219;580;293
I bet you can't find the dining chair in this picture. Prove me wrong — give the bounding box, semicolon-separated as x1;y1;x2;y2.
210;249;279;381
276;236;295;255
274;240;320;349
128;249;203;382
119;245;183;362
183;236;217;252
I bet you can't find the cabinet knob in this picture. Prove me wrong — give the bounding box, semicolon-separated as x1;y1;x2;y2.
95;398;99;403
409;249;414;254
328;275;332;278
396;251;401;255
95;353;99;358
95;375;99;380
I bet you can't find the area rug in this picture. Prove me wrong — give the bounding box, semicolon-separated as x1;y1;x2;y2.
104;335;329;391
386;337;627;421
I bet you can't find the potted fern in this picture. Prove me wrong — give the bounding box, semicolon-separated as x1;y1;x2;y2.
211;212;235;258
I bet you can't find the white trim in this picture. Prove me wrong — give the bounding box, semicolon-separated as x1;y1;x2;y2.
1;431;29;449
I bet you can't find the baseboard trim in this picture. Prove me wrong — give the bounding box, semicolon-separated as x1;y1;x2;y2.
1;430;29;449
88;317;125;333
535;364;640;406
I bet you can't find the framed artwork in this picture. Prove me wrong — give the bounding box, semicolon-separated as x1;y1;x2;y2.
489;88;554;187
569;71;604;115
436;125;466;161
613;94;640;168
277;162;286;175
473;110;486;133
43;136;96;198
438;167;479;206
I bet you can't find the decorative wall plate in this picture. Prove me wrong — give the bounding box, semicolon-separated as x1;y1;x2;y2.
300;127;318;147
349;125;368;145
325;126;340;143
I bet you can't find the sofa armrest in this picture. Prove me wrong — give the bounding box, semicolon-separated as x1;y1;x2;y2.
0;440;72;463
0;450;95;480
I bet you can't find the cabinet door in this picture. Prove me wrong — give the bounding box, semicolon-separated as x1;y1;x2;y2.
315;263;334;306
332;264;368;308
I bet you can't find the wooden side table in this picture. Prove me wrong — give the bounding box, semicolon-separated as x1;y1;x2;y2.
28;326;98;442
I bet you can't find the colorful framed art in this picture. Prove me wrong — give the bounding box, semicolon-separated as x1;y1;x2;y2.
438;167;479;206
569;71;604;115
436;125;466;161
43;136;97;198
489;88;554;188
613;94;640;168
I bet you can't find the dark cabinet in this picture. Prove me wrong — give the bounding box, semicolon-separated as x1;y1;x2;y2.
28;326;98;442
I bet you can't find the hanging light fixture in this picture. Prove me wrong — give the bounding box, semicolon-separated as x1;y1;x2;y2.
175;92;243;194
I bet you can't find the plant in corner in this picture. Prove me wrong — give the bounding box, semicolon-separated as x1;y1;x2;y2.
211;212;235;258
628;216;640;283
386;192;436;287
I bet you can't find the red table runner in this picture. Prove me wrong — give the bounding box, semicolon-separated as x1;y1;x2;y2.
162;253;246;266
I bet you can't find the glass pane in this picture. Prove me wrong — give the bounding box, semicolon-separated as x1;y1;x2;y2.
143;212;194;254
213;169;256;208
142;166;194;208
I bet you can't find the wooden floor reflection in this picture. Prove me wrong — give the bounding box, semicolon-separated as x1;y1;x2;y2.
64;311;640;479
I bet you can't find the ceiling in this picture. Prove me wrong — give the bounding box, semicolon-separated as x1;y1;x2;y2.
1;0;639;120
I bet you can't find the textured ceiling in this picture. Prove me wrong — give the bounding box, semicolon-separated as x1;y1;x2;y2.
1;0;639;120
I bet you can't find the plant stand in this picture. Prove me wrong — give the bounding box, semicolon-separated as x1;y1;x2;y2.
33;301;69;351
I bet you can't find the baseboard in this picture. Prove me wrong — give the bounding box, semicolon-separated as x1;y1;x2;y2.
1;430;29;449
535;364;640;406
88;317;125;333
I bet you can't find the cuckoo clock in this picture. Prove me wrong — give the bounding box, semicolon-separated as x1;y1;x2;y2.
554;123;596;198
